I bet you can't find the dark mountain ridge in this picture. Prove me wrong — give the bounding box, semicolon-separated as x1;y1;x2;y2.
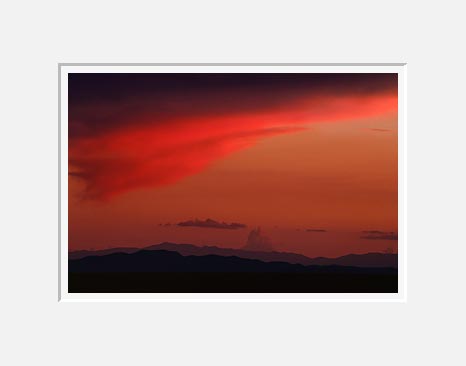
69;242;397;268
69;249;397;274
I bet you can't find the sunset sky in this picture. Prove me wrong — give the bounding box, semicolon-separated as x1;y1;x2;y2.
68;73;398;257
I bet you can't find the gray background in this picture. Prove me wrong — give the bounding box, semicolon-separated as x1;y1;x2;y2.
0;1;464;365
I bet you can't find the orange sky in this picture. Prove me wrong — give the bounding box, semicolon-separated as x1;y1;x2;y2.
68;73;398;257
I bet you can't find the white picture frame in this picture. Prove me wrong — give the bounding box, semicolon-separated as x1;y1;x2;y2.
59;63;407;302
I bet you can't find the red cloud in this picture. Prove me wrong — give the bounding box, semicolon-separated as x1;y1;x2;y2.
69;92;397;200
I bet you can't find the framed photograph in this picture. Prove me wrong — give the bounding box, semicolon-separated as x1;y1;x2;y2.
59;63;406;301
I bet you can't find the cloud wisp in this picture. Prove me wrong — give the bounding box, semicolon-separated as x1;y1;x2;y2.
177;218;247;230
369;128;392;132
361;231;398;240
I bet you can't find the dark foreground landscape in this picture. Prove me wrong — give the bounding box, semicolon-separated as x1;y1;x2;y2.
69;248;398;293
69;272;397;293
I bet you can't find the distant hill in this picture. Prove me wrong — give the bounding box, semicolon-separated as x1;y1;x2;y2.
68;249;398;293
145;242;314;265
69;242;397;268
69;247;140;260
69;249;396;274
306;252;397;268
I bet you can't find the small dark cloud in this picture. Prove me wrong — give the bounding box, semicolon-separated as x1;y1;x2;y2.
177;218;247;230
361;231;397;240
306;229;327;232
159;223;172;226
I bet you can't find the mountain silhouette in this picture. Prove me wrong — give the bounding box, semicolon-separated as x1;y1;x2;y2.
69;249;396;274
69;247;140;260
304;252;397;268
69;242;397;268
68;249;398;293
